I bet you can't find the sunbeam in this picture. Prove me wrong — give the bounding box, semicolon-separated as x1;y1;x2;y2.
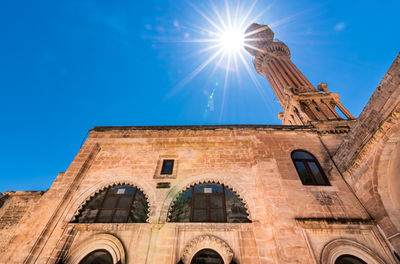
166;0;299;118
166;48;225;98
220;52;232;122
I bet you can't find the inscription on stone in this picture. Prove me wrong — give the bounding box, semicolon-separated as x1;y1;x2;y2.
156;182;171;189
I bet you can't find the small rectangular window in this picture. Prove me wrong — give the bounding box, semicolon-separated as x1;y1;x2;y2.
161;160;174;175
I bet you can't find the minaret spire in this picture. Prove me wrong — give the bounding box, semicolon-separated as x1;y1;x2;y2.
244;23;355;125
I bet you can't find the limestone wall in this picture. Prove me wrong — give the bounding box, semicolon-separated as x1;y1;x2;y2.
332;53;400;254
334;53;400;172
0;191;43;253
0;126;396;263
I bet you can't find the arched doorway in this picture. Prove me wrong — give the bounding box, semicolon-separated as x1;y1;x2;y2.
335;254;367;264
63;233;125;264
320;239;387;264
79;250;113;264
191;249;224;264
179;235;234;264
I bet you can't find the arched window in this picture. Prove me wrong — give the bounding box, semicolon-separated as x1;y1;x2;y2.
335;254;367;264
291;150;330;186
191;249;223;264
169;182;250;223
79;250;113;264
73;185;149;223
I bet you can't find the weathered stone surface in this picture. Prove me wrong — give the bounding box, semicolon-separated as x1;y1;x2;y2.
0;191;43;253
331;53;400;254
334;53;400;173
0;125;397;263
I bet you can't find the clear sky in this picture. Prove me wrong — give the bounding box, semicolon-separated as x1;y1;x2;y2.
0;0;399;192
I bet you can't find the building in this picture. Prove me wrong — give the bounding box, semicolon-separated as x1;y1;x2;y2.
0;23;399;264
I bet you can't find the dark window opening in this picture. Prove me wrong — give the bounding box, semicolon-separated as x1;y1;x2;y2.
161;160;174;175
191;249;224;264
291;150;330;186
79;250;113;264
335;255;367;264
73;185;149;223
169;183;251;223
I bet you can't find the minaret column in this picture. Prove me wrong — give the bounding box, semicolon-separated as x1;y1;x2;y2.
256;56;288;106
253;40;315;97
244;23;355;126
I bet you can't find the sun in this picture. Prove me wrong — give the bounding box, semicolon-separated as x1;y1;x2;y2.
218;28;244;53
169;0;275;117
165;0;311;120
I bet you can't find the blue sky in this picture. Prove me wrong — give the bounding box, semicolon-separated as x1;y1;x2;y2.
0;0;399;192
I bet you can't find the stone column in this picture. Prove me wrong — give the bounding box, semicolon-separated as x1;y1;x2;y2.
244;23;355;125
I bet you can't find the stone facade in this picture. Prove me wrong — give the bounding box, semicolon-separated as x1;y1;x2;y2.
334;53;400;255
0;191;44;254
0;124;399;263
0;25;399;264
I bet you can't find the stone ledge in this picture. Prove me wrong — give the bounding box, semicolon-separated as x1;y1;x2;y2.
3;191;44;197
91;124;315;132
68;222;253;231
295;217;375;227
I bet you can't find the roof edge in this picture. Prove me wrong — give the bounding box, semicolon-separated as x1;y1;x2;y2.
90;124;315;132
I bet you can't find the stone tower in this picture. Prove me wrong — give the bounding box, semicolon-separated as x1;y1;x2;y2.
244;23;355;126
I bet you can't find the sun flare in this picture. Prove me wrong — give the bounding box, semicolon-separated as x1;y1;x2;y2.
169;0;278;119
218;28;244;53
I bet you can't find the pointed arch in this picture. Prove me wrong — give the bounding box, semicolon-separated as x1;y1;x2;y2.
165;178;252;223
66;178;156;223
72;184;149;223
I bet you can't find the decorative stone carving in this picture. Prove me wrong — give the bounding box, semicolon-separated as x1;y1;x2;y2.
244;23;274;56
314;191;334;206
181;235;234;264
318;82;330;93
64;233;125;264
320;238;387;264
264;41;291;58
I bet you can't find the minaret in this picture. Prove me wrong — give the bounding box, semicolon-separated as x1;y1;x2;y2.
244;23;355;126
